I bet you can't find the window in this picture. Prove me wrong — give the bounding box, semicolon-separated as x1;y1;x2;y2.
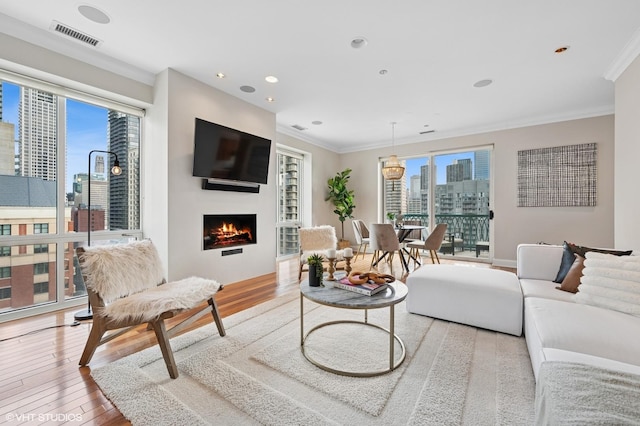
0;267;10;279
33;223;49;234
33;262;49;275
34;282;49;294
382;148;492;261
33;244;49;253
0;75;143;319
0;287;10;299
276;149;305;257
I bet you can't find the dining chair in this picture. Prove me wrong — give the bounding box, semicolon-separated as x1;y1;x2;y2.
352;219;370;260
370;223;407;272
406;223;448;265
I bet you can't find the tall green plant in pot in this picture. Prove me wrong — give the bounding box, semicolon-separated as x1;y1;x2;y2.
326;168;356;247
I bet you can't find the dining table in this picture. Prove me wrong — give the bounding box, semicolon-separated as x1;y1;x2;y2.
396;224;426;269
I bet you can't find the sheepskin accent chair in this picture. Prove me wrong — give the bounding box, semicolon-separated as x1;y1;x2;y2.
76;239;225;379
298;225;345;280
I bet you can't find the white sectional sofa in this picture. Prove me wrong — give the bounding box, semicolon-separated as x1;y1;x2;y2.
517;243;640;380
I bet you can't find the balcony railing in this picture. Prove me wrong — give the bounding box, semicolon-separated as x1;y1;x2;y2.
401;213;490;252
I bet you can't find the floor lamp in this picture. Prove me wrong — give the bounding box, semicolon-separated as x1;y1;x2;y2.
74;150;122;321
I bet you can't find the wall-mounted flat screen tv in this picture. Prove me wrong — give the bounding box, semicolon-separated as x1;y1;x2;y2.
192;118;272;185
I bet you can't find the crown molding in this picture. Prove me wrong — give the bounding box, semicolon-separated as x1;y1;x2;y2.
604;26;640;82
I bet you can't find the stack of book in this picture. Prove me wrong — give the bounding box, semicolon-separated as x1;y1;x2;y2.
333;276;388;296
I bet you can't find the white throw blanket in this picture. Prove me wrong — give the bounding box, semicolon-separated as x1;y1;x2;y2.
535;361;640;425
80;240;221;322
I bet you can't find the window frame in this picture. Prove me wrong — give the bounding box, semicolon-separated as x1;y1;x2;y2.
0;70;145;322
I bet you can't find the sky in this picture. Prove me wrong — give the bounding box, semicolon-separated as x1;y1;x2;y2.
2;81;107;193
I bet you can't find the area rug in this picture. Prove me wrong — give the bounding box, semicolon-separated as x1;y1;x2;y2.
91;290;535;425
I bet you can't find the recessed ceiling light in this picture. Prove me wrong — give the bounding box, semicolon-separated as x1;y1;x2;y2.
240;85;256;93
351;37;368;49
312;121;323;125
555;46;570;54
266;97;275;102
265;76;278;83
216;72;226;79
473;79;493;88
379;69;388;75
78;5;110;24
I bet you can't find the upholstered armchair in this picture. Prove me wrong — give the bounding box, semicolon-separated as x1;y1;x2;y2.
298;225;345;280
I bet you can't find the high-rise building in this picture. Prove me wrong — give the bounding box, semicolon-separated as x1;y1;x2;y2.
108;110;140;231
474;150;490;180
0;122;14;175
407;174;421;214
420;164;430;214
95;155;105;174
446;158;472;183
277;154;300;256
19;88;57;181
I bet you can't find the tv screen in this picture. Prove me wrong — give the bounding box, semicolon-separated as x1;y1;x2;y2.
192;118;272;185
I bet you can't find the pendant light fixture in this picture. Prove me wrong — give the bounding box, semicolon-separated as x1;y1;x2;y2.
381;121;405;190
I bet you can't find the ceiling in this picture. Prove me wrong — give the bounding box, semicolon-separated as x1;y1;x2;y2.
1;1;640;153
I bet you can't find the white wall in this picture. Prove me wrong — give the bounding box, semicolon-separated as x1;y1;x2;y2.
614;54;640;252
341;116;616;266
162;69;277;284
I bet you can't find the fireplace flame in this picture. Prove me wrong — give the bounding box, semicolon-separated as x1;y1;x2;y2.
213;222;253;244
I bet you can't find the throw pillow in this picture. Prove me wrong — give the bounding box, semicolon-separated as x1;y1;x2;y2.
555;254;585;293
553;241;633;283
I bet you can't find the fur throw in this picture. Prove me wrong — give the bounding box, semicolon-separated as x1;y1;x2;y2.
80;240;165;303
103;277;221;323
80;240;221;322
299;225;338;251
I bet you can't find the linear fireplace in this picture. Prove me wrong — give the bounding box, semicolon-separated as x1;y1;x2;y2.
203;214;256;250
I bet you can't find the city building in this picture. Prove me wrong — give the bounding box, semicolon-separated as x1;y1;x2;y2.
446;158;472;183
107;110;140;231
474;150;490;180
19;88;57;182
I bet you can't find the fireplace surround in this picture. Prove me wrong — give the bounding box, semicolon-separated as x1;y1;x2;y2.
203;214;256;250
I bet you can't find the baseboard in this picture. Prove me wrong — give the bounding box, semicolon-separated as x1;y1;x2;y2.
492;258;517;269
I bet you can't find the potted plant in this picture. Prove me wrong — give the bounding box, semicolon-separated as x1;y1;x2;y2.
386;212;397;227
326;168;356;248
307;253;325;287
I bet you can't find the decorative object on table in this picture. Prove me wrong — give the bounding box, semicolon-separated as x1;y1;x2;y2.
517;142;597;207
307;253;325;287
326;248;337;281
381;122;405;191
326;168;356;248
333;272;394;296
343;247;353;275
386;212;397;228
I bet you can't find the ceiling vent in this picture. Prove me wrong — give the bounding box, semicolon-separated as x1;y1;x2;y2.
50;21;102;47
292;124;307;131
419;130;436;135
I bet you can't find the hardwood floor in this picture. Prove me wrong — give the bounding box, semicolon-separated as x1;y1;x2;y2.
0;253;514;425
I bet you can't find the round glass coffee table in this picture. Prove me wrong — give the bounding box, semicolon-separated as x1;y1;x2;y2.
299;276;408;377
